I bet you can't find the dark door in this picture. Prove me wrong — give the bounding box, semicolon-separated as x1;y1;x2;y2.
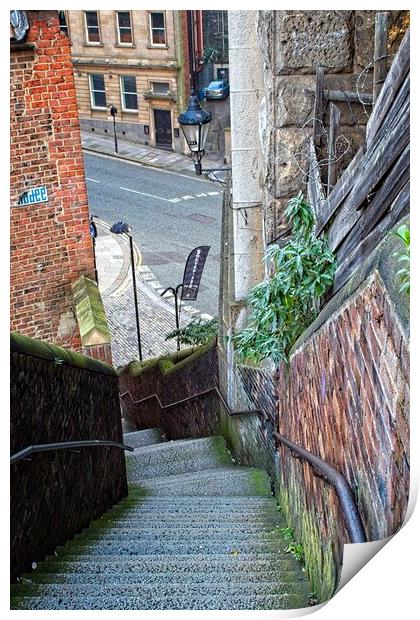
154;109;172;148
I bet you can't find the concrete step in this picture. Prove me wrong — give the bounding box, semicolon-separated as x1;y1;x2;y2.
65;529;282;546
77;523;283;538
140;467;272;496
11;592;309;610
30;553;299;574
53;538;289;556
125;436;230;481
123;428;163;449
17;569;307;586
11;580;309;600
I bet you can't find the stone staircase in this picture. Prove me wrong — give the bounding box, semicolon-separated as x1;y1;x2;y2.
11;429;311;610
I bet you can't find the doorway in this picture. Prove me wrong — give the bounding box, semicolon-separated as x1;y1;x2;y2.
154;109;172;149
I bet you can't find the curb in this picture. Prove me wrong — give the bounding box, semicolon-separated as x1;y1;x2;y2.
95;218;213;323
82;145;201;180
94;218;142;297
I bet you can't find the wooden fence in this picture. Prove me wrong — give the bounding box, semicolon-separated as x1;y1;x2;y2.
308;26;410;299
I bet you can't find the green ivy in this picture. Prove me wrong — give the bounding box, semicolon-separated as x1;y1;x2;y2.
165;317;218;347
393;223;410;295
234;192;336;364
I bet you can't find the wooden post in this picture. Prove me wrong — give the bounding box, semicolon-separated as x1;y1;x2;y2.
313;65;325;147
327;103;341;194
373;12;389;104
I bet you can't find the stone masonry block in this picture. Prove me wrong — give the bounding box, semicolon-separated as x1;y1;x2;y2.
274;127;311;198
231;149;262;204
274;73;373;128
275;11;354;75
228;10;258;48
230;91;263;151
229;46;264;93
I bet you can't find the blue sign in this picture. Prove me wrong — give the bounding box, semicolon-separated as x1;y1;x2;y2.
17;186;48;206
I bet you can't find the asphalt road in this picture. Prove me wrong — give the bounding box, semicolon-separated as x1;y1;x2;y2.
84;152;223;316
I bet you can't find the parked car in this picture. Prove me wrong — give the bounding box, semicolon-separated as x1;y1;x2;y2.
205;79;230;100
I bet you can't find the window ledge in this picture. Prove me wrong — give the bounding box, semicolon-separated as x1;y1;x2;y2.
147;44;169;50
84;42;104;47
121;108;139;114
115;43;136;48
144;92;176;102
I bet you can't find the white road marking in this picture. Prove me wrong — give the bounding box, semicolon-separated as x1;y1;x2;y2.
207;191;220;195
119;187;173;202
181;195;195;200
195;193;208;197
84;150;216;183
169;198;181;203
86;177;100;183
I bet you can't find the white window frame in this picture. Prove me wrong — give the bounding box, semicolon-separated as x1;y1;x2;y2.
89;74;107;110
149;11;166;47
120;75;138;112
150;81;171;95
84;11;101;45
116;11;133;45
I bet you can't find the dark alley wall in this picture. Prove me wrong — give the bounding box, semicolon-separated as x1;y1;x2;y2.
10;332;126;581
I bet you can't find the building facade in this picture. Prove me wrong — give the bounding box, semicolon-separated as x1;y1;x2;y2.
10;10;111;361
64;10;191;151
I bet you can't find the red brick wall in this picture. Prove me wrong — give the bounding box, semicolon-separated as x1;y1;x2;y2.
276;273;409;599
10;10;94;350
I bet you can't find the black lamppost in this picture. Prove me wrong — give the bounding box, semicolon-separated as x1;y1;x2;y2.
108;104;118;153
110;221;142;362
177;91;212;175
89;215;98;283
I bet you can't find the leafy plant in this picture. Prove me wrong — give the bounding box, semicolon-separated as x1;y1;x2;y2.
279;526;305;564
234;192;336;364
393;223;410;295
165;317;218;347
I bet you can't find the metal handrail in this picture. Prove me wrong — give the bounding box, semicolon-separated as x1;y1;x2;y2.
273;431;367;543
10;440;134;464
119;384;366;543
119;386;268;420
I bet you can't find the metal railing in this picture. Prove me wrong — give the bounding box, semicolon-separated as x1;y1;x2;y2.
273;431;367;543
10;440;134;464
119;385;268;420
120;384;366;543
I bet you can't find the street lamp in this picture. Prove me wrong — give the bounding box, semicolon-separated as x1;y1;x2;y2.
107;104;118;154
177;90;212;175
110;221;142;362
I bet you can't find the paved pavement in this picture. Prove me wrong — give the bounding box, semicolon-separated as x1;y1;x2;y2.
81;131;227;178
94;218;212;367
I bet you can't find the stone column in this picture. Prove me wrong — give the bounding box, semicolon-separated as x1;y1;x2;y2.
228;11;265;309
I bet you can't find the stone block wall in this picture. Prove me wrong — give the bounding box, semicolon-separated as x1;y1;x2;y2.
119;343;221;440
275;231;409;601
10;332;127;581
10;11;95;351
255;10;409;242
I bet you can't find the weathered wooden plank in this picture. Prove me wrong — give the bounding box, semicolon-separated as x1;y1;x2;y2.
313;65;325;147
307;138;326;221
373;12;389;103
315;147;364;235
331;181;409;296
327;103;341;194
327;93;409;251
336;144;409;262
367;28;410;145
368;72;409;153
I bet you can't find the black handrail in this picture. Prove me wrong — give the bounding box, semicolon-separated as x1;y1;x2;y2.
10;440;134;464
119;386;268;420
119;385;366;543
273;431;367;543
